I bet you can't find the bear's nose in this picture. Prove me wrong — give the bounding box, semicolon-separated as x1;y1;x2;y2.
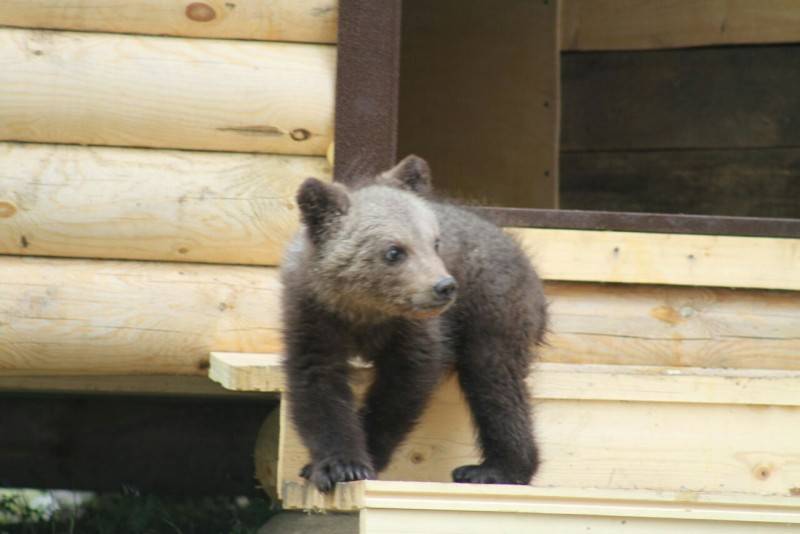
433;276;458;300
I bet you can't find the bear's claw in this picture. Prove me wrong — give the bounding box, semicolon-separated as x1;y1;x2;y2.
300;458;375;493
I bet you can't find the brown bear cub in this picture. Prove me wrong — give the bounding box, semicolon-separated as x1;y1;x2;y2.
281;155;547;493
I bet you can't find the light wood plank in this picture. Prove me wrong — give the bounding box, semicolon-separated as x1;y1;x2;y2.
0;256;282;375
562;0;800;51
0;28;335;155
0;0;337;44
545;282;800;370
512;228;800;290
0;142;331;265
283;481;800;533
210;352;800;407
216;355;800;498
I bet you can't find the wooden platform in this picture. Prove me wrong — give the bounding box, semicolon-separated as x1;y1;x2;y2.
281;481;800;533
209;353;800;501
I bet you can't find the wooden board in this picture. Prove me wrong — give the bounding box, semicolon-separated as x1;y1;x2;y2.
283;481;800;532
544;282;800;370
562;0;800;51
0;256;282;375
3;268;799;380
512;229;800;291
561;148;800;219
399;0;559;208
211;353;800;407
0;28;335;155
561;45;800;151
0;0;337;44
0;374;255;397
213;354;800;498
0;142;331;265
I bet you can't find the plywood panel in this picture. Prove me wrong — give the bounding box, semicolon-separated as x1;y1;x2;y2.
399;0;559;208
0;28;335;155
0;142;331;265
0;0;337;44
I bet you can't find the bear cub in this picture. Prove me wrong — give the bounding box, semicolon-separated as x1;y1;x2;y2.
281;155;547;493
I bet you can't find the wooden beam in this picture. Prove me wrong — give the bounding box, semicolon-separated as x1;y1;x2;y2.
0;374;256;397
512;228;800;291
210;353;800;407
0;142;331;265
0;0;337;44
283;481;800;531
213;354;800;498
0;255;282;375
3;262;798;381
562;0;800;51
0;28;335;155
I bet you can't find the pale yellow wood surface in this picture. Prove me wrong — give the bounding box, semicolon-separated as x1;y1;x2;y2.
0;256;282;375
210;352;800;407
284;480;800;526
5;274;798;379
0;142;330;265
215;355;800;498
0;28;335;155
0;0;337;44
562;0;800;51
513;228;800;291
545;282;800;370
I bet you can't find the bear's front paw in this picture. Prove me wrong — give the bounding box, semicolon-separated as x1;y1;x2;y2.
300;457;375;493
452;464;529;485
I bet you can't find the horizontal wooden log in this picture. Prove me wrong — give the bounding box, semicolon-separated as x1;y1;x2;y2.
562;45;800;151
2;255;798;379
0;0;337;44
0;256;282;375
0;28;335;154
561;148;800;219
562;0;800;51
0;142;331;265
513;229;800;291
217;355;800;498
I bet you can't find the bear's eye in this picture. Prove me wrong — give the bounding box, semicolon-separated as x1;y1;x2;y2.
384;245;406;264
434;238;441;253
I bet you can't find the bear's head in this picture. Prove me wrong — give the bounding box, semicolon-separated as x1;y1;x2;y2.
297;156;457;322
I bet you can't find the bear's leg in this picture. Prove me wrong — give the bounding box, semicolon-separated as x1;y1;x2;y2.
361;327;446;472
286;344;374;493
452;337;538;485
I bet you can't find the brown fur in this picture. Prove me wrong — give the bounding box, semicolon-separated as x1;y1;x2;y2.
282;156;547;492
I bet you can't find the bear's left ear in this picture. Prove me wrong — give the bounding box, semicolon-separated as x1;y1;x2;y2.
296;178;350;245
377;155;432;195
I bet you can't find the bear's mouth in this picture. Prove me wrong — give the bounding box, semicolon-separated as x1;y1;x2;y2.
408;302;452;319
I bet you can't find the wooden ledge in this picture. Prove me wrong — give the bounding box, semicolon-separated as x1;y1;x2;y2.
283;480;800;525
209;352;800;407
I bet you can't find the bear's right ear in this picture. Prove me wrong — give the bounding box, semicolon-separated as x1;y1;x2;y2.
377;155;433;195
296;178;350;244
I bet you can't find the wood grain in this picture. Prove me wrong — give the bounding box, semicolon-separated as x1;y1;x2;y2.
0;142;331;265
0;0;337;44
0;28;335;154
4;271;798;380
272;374;800;498
513;229;800;291
562;0;800;51
0;256;282;375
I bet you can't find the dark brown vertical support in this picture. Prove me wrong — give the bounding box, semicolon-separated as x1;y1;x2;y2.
334;0;403;185
399;0;560;209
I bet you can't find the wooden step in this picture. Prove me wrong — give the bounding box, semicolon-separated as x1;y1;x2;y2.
209;353;800;500
281;480;800;533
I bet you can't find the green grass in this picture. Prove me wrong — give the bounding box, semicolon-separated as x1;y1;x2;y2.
0;490;275;534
